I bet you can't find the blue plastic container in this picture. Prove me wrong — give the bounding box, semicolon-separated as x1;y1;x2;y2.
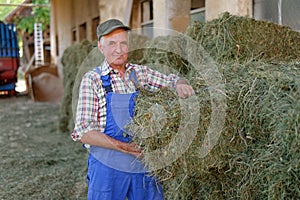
0;82;15;91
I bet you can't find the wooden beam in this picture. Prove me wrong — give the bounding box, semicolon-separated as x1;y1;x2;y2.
0;3;49;7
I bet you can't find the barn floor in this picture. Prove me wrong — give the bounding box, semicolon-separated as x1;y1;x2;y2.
0;95;87;199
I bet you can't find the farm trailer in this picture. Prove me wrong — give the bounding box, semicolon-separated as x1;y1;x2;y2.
0;22;20;96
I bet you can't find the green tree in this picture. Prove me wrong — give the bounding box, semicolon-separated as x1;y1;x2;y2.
15;0;50;34
0;0;24;21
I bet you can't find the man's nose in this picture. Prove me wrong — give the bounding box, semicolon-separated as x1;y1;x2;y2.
115;43;122;53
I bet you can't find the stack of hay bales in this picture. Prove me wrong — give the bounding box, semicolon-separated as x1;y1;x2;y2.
131;13;300;199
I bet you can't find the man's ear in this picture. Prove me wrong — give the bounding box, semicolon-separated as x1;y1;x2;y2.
98;41;104;54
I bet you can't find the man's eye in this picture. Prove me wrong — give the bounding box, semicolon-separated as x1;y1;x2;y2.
108;41;116;46
121;42;128;46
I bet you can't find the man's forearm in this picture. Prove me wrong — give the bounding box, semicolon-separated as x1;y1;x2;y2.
80;130;142;156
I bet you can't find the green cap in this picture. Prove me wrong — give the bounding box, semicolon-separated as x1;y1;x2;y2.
97;19;130;40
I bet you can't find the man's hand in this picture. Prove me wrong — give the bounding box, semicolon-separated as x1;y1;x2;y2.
176;78;195;98
80;131;143;158
117;141;143;158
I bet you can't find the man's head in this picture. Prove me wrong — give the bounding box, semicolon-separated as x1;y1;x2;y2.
97;19;131;69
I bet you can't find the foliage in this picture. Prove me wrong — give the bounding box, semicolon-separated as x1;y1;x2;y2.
0;0;24;21
15;0;50;34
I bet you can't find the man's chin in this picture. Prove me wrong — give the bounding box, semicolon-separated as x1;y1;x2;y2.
112;59;127;66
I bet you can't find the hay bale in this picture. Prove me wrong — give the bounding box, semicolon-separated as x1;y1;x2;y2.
132;62;300;200
130;13;300;199
186;12;300;64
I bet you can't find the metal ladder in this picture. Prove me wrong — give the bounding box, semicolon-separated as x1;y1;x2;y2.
34;23;44;67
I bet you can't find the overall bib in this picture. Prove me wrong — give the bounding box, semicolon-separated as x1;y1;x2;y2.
87;68;164;200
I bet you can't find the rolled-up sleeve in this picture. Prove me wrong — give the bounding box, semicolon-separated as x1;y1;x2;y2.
71;71;106;141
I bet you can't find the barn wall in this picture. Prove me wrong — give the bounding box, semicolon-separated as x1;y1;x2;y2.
206;0;252;21
50;0;99;78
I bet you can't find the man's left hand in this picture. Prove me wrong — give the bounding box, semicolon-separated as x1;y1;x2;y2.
176;78;195;99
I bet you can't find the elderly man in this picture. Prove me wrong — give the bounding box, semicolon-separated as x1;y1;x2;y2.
71;19;194;200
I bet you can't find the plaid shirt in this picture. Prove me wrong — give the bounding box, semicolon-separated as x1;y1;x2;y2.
71;61;180;141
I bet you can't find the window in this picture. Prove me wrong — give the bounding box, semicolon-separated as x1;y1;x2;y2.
79;23;87;42
190;0;205;24
56;35;59;56
254;0;278;24
254;0;300;31
72;27;76;43
141;0;153;38
92;17;100;41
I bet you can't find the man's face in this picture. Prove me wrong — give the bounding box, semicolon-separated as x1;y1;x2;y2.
98;28;129;68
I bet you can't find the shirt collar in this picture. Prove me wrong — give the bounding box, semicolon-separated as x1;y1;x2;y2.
100;60;133;75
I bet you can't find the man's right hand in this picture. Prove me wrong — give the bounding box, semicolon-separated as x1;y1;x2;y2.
117;141;143;158
80;130;143;158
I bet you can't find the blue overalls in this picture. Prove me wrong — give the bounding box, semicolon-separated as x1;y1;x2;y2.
86;68;164;200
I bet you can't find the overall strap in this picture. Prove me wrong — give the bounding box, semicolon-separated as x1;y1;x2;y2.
95;67;113;94
129;69;139;91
